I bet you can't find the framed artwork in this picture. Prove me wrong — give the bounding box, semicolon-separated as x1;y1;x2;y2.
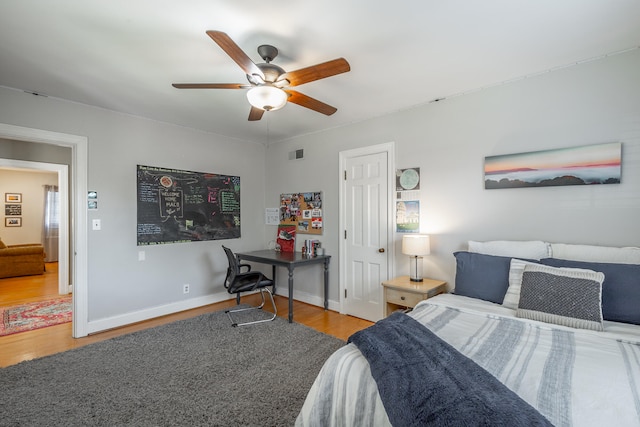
396;168;421;191
396;200;420;233
5;204;22;215
87;190;98;210
485;142;621;189
5;193;22;203
5;217;21;227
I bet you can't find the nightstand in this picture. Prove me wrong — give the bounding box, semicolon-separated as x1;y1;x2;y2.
381;276;447;317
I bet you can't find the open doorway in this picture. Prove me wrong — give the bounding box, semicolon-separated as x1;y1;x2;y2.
0;123;88;338
0;160;70;296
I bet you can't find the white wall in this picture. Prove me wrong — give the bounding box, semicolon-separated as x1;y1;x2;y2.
265;49;640;301
0;86;268;328
0;169;57;244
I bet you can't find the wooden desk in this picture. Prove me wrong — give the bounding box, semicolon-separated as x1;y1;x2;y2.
235;250;331;323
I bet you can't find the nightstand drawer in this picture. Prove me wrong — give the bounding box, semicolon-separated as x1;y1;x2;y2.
381;276;447;317
385;288;424;308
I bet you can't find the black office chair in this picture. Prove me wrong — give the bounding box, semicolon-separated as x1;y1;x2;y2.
222;246;277;327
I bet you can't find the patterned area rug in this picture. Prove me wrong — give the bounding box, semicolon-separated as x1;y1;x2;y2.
0;297;72;336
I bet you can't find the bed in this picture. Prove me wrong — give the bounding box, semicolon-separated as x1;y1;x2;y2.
296;241;640;426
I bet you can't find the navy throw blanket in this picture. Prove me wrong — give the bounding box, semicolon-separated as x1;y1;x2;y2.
348;311;553;427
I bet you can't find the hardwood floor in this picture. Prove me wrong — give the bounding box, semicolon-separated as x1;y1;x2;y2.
0;262;60;306
0;264;373;367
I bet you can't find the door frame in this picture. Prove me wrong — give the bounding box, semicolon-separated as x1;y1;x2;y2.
338;141;395;316
0;123;89;338
0;159;69;294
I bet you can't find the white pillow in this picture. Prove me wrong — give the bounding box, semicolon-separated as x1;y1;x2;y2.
468;240;551;260
550;243;640;264
502;259;538;309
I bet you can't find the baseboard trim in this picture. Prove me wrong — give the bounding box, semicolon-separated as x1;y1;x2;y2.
85;290;339;335
86;292;230;335
274;287;339;312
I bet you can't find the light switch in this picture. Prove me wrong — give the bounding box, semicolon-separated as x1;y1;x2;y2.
92;219;101;230
138;250;145;261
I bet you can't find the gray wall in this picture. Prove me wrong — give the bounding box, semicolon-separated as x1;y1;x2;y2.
1;48;638;328
0;86;268;325
264;49;640;299
0;137;72;164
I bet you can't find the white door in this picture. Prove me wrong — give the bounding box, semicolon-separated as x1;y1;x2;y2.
340;143;393;322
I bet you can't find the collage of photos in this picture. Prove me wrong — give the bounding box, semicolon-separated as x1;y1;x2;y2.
279;192;323;235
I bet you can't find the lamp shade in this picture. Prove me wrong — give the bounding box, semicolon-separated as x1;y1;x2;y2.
246;85;287;111
402;234;431;256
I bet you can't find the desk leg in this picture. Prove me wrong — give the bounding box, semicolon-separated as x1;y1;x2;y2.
272;265;277;295
288;266;294;323
323;259;330;310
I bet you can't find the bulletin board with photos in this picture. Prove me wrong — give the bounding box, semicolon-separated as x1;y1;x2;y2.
279;192;323;235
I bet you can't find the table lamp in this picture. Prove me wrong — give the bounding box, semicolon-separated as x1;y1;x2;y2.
402;234;431;282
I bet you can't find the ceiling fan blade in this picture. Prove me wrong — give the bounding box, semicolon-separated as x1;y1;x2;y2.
206;31;265;80
248;106;265;121
280;58;350;87
285;90;338;116
172;83;250;89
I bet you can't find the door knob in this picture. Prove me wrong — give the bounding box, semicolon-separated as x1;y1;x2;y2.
378;248;385;253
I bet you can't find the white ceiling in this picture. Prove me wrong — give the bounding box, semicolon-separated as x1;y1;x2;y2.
1;1;639;145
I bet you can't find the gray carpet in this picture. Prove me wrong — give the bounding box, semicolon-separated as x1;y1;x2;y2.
0;306;345;426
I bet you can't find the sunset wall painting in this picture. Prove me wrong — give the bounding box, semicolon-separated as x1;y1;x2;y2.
484;142;621;189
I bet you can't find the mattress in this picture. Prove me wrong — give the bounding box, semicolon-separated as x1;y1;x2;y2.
296;293;640;426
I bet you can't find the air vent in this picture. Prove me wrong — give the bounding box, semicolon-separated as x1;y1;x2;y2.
288;149;304;160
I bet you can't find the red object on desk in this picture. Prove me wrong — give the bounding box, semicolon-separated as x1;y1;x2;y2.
276;224;296;252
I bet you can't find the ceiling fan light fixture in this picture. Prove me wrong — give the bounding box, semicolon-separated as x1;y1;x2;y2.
246;85;287;111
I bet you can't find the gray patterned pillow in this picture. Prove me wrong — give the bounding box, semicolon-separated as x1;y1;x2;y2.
516;263;605;331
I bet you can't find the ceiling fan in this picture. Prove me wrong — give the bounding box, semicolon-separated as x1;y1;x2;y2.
172;31;351;121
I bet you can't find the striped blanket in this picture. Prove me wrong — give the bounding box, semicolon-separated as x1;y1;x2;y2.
349;311;553;426
296;294;640;427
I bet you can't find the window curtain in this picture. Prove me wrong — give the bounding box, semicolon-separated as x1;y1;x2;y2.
42;185;59;262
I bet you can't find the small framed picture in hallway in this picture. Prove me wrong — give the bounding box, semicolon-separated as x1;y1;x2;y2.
5;217;22;227
5;193;22;203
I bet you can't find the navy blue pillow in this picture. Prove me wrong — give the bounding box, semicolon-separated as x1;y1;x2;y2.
454;251;518;304
541;258;640;325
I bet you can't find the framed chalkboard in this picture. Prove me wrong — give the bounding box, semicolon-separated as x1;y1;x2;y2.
137;165;241;245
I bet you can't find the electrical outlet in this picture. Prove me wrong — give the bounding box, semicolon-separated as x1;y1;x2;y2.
182;284;190;294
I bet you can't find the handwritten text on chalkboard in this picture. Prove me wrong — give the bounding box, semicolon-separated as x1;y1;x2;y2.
137;165;240;245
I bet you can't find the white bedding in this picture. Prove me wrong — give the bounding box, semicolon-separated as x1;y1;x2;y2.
296;294;640;427
433;293;640;341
